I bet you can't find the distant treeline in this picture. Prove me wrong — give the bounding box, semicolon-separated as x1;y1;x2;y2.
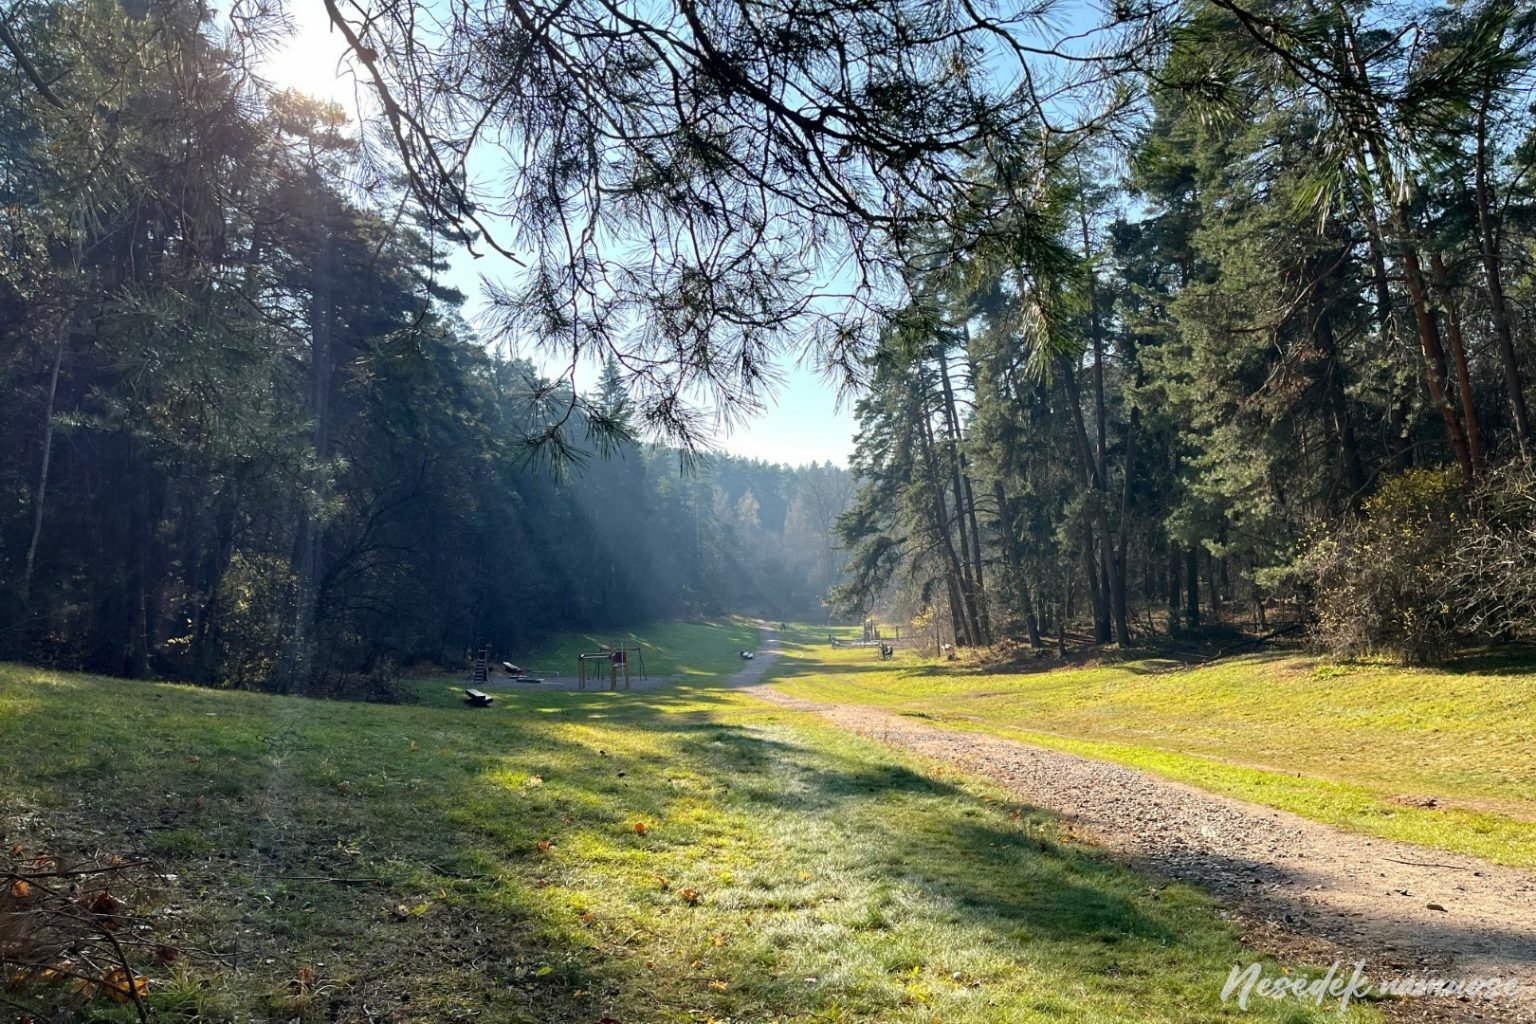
0;4;850;693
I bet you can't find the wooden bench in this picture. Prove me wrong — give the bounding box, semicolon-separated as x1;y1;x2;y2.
464;688;494;707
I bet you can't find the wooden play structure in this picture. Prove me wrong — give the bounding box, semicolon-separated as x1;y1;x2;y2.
464;646;496;705
830;621;901;649
462;645;551;706
577;642;648;690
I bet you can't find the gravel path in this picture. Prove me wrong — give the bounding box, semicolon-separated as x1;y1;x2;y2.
731;631;1536;1022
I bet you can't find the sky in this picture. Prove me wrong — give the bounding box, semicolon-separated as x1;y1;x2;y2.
260;6;858;468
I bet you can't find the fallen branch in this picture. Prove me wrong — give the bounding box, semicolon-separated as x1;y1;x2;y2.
1382;857;1466;870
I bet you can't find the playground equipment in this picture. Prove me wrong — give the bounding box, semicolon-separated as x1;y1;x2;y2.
578;642;648;690
830;622;902;648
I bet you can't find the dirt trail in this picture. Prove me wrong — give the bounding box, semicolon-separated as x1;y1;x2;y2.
732;629;1536;1022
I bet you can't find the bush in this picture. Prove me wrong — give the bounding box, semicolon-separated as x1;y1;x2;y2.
1293;467;1462;663
213;553;295;688
1292;462;1536;663
1440;462;1536;641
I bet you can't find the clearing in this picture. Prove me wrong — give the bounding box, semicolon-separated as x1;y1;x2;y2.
767;628;1536;869
1;622;1365;1023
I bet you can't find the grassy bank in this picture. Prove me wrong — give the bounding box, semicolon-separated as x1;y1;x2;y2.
0;656;1365;1022
767;636;1536;869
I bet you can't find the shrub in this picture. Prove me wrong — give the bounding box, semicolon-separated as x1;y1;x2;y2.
1293;467;1462;663
1440;461;1536;642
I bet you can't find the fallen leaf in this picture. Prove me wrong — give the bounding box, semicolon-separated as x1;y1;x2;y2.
86;890;125;929
101;967;147;1003
9;879;32;899
634;822;648;835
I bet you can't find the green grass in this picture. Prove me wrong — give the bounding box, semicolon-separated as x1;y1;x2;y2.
767;635;1536;869
509;618;765;679
0;655;1370;1023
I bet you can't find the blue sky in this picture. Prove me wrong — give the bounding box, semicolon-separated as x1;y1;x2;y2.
265;7;858;468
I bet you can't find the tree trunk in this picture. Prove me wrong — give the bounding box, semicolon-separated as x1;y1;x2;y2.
1338;25;1472;482
1474;102;1530;451
1081;520;1107;642
1314;305;1366;499
1429;251;1484;474
1399;237;1473;481
918;405;978;646
944;572;966;649
288;218;335;693
1185;545;1200;628
1167;542;1182;632
1055;352;1117;643
993;480;1041;646
1111;410;1135;644
937;347;991;644
21;319;67;606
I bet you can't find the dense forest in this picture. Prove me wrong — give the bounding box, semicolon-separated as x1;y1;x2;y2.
4;0;1536;685
833;2;1536;662
0;2;851;692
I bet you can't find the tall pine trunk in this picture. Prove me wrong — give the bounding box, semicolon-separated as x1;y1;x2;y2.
1474;102;1530;450
1056;352;1117;643
1429;252;1484;474
21;319;67;606
937;348;991;644
288;218;335;693
918;405;978;646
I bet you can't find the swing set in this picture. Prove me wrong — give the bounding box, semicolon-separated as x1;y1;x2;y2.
577;642;648;690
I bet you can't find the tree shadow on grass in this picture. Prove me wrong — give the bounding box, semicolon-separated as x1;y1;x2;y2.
0;669;1382;1023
